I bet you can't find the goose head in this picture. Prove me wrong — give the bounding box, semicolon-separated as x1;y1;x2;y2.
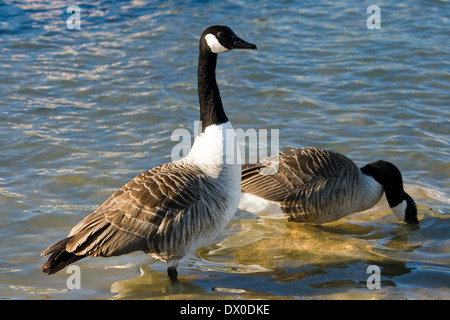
201;25;257;54
361;160;419;224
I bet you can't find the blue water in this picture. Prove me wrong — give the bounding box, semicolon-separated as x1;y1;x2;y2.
0;0;449;299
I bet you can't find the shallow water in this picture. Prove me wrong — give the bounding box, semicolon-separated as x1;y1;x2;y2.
0;0;449;300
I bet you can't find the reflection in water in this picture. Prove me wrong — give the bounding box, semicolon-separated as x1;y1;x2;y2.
109;201;449;299
196;206;448;298
110;266;293;300
110;267;219;300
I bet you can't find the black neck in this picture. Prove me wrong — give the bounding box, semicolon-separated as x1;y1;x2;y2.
197;49;228;132
361;160;404;207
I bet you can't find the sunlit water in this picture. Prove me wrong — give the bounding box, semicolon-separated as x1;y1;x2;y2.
0;0;449;300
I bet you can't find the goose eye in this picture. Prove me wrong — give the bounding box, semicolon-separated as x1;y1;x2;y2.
217;31;224;38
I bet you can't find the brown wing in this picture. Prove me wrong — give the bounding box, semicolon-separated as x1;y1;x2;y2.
241;147;354;201
41;161;205;274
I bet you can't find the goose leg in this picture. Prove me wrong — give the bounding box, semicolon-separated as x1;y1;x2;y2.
167;260;179;282
167;266;178;281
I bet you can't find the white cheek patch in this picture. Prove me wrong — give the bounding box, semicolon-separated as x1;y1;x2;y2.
392;200;407;221
205;34;229;53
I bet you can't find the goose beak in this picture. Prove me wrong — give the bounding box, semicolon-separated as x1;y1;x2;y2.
232;37;257;50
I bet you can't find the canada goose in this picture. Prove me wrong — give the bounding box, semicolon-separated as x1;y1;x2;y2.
41;25;257;281
240;147;418;225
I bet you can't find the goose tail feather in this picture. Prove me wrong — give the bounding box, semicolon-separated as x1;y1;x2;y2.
41;237;86;275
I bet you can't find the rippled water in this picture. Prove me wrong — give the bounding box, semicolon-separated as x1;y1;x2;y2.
1;0;449;300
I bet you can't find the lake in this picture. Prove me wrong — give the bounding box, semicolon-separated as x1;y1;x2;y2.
0;0;449;300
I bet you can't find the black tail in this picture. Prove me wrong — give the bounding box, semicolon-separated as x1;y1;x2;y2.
41;237;86;275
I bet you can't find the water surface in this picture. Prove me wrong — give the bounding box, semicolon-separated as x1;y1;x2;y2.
0;0;449;299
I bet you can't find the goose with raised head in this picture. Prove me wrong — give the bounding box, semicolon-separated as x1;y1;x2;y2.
41;25;257;281
240;147;418;225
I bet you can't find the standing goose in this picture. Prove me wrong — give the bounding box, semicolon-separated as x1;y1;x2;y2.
240;147;418;225
41;25;257;281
